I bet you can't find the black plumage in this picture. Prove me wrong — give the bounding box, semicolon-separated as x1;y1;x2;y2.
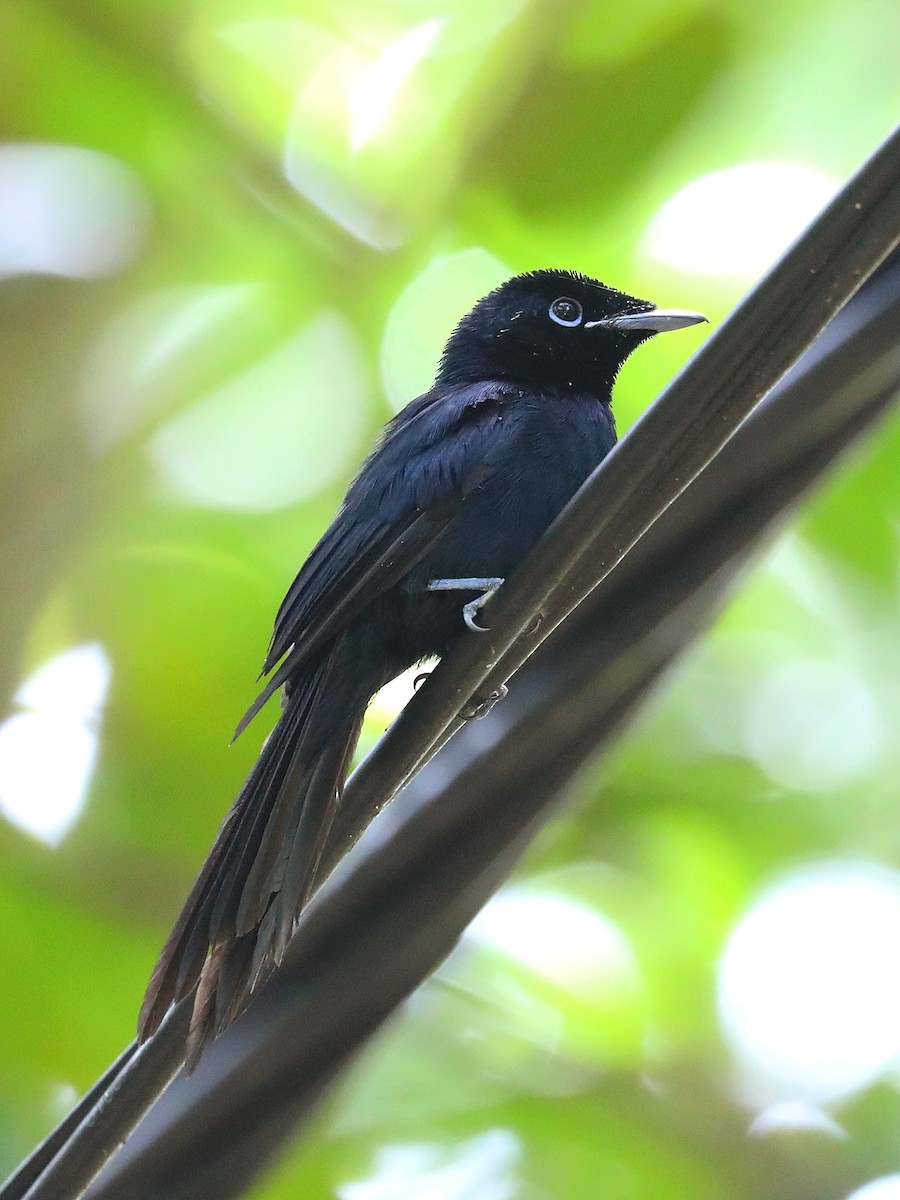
138;269;705;1057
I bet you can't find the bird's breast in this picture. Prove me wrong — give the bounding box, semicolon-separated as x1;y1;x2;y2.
432;396;613;577
395;394;615;659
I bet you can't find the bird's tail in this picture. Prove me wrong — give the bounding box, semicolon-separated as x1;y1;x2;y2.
138;638;364;1061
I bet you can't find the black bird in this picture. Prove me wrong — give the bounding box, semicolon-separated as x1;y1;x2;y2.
139;269;705;1055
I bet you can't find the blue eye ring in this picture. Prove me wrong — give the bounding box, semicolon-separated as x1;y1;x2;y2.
549;297;583;327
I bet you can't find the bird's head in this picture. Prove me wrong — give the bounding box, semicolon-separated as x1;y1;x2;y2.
436;268;706;396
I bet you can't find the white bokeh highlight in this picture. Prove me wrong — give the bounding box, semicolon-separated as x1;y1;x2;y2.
251;16;409;250
718;862;900;1103
0;142;150;279
748;1099;846;1139
467;889;642;997
338;1130;520;1200
847;1177;900;1200
742;659;881;792
0;645;111;845
348;20;444;152
82;283;266;449
149;311;367;511
381;249;510;408
644;161;839;278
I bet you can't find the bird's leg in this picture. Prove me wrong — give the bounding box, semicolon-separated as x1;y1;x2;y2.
425;576;507;717
426;577;505;632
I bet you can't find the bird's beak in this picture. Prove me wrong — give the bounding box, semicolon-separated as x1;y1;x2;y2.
584;308;708;333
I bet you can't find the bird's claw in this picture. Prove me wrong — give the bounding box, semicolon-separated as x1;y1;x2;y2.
461;683;508;720
426;576;505;633
463;600;489;633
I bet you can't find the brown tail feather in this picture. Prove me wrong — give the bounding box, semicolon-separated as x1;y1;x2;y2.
138;639;366;1058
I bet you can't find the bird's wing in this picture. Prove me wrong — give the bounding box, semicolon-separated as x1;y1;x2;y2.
235;380;518;736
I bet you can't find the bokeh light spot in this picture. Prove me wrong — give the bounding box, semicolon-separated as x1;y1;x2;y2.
260;18;407;250
847;1177;900;1200
644;161;839;278
381;249;510;408
148;311;367;511
467;889;641;998
718;862;900;1103
0;142;150;279
348;20;444;152
47;1082;80;1121
742;659;880;792
82;283;267;449
338;1130;520;1200
0;645;111;845
748;1099;846;1139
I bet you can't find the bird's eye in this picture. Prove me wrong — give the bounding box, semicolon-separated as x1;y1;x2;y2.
549;297;583;327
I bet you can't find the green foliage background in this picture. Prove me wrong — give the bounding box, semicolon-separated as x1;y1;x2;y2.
1;1;899;1196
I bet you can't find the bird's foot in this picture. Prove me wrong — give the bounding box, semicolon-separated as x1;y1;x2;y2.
461;683;508;720
426;576;505;632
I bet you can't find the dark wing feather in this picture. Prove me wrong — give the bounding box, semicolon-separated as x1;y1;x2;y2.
234;505;458;737
236;380;517;735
